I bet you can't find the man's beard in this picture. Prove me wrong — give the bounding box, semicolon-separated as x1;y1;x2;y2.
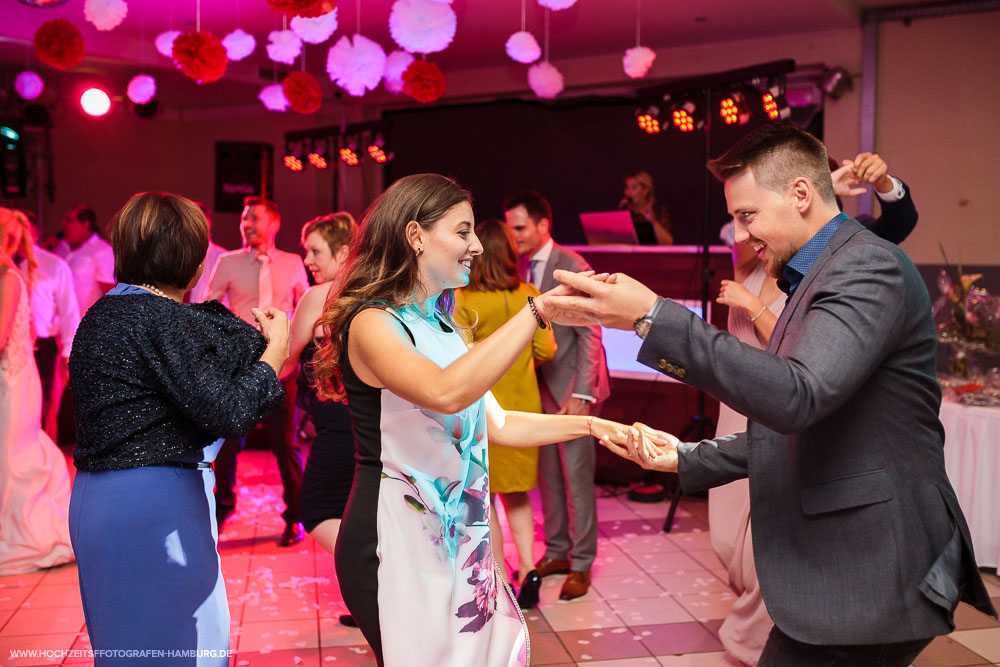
763;244;796;279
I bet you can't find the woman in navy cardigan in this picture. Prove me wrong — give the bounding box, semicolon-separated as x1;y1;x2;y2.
69;192;289;665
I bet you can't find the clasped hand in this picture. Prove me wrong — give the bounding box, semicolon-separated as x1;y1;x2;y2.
600;422;679;472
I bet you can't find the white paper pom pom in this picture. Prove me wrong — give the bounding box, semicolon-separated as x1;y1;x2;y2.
126;74;156;104
222;29;256;61
155;30;181;58
326;34;386;97
505;31;541;64
389;0;457;55
267;30;303;65
259;84;290;111
528;61;564;99
623;46;656;79
382;50;415;94
84;0;128;31
15;71;44;100
537;0;577;9
291;9;338;44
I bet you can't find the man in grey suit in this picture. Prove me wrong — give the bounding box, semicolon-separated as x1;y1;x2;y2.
544;126;995;664
504;191;611;601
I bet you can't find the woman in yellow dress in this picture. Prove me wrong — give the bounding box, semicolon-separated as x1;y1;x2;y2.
454;219;556;608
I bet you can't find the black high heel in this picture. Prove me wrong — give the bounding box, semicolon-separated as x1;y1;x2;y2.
516;570;541;609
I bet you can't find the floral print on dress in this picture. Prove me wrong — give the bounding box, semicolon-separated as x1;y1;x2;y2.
456;538;498;633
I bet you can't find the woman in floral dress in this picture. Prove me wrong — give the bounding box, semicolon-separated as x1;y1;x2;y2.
312;174;632;667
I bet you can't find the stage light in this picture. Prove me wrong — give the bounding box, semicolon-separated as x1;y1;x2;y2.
307;140;329;169
0;127;19;141
283;154;303;171
80;88;111;117
283;140;304;171
821;66;853;100
339;139;359;166
635;105;661;134
671;100;703;132
762;84;791;121
719;91;750;126
367;134;392;163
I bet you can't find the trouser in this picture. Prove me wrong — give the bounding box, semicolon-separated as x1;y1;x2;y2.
34;337;59;424
758;626;932;667
537;385;600;572
214;374;303;523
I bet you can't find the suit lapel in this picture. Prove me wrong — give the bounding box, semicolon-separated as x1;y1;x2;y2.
767;218;866;353
539;244;560;293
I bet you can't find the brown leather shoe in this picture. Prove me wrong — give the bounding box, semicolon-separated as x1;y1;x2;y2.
534;556;571;578
559;570;591;600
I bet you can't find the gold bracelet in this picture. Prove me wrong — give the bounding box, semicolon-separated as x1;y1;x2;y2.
749;305;767;322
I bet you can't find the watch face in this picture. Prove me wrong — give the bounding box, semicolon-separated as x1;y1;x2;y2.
635;317;652;339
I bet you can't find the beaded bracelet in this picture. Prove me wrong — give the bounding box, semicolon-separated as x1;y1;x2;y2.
749;305;767;322
527;295;548;329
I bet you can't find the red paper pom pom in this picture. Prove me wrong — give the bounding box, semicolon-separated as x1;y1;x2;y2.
402;61;446;104
172;31;229;84
283;72;323;114
34;19;85;71
266;0;336;19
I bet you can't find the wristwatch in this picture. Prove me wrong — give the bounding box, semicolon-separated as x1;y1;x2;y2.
633;298;663;340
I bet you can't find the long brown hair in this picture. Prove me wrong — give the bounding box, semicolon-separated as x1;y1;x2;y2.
312;173;472;401
466;218;520;292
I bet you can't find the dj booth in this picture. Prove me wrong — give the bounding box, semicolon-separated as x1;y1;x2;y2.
565;244;734;459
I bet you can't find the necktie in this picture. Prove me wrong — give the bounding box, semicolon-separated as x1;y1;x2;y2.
257;253;273;310
529;259;541;288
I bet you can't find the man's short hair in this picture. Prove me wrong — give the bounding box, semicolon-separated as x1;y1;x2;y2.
73;205;99;232
111;192;210;290
502;190;553;228
707;124;837;205
243;196;280;221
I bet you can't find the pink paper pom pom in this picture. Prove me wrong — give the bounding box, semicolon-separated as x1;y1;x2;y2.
537;0;577;9
326;34;386;97
383;50;415;94
528;61;564;99
623;46;656;79
126;74;156;104
259;84;290;111
291;9;338;44
389;0;457;55
266;30;303;65
155;31;181;58
84;0;128;31
505;31;541;64
222;29;256;61
15;71;44;100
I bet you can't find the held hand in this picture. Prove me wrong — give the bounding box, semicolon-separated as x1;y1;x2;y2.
717;280;761;317
561;397;591;416
831;163;867;198
600;422;679;472
253;307;290;350
850;152;893;193
545;270;658;330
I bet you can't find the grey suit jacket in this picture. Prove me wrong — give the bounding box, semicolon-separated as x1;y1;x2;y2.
637;219;994;645
533;243;611;408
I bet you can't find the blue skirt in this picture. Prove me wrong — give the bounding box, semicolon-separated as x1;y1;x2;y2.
69;442;229;667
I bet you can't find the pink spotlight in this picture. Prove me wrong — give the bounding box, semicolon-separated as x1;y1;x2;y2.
80;88;111;117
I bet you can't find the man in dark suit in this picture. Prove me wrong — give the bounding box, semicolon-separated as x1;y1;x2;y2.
544;125;995;665
504;191;611;601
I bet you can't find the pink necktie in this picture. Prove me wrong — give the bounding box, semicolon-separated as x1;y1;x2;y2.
257;253;273;310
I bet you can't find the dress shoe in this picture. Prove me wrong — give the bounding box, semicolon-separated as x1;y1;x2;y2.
534;556;571;578
339;614;357;627
516;570;541;610
559;570;591;601
215;504;234;529
280;521;304;547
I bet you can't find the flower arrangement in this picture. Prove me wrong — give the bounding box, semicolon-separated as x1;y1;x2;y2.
934;245;1000;376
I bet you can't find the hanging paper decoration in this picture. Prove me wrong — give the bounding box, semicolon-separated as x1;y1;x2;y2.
172;31;229;84
259;84;290;111
267;30;303;65
84;0;128;32
34;19;85;71
389;0;457;55
537;0;576;9
14;71;45;100
382;50;414;94
283;71;323;113
622;46;655;79
126;74;156;104
402;60;446;104
426;0;452;3
222;29;256;61
505;31;541;64
291;9;338;44
528;61;563;99
325;34;386;97
155;30;181;58
266;0;336;20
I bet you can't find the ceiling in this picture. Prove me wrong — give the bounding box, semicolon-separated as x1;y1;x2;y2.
0;0;936;111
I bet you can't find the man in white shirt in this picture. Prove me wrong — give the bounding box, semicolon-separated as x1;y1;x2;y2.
54;205;115;315
202;196;309;545
187;202;227;304
17;212;81;438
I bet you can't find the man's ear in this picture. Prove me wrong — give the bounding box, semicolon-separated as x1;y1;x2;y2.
539;217;551;236
404;220;423;252
790;177;813;214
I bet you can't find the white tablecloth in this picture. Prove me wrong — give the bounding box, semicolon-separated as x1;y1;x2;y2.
940;400;1000;568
